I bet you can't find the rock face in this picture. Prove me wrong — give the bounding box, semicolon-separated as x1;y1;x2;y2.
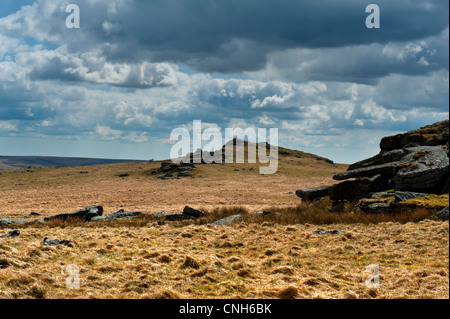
394;146;449;193
296;120;449;214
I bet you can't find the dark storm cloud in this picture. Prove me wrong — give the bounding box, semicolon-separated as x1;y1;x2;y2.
253;28;449;84
1;0;448;75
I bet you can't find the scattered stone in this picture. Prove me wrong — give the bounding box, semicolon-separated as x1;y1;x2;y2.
118;173;129;177
153;161;197;178
164;212;194;221
313;230;342;235
8;220;31;226
0;230;20;238
183;206;205;218
0;218;12;226
44;206;103;222
91;209;146;222
212;214;242;226
151;211;170;218
42;237;74;247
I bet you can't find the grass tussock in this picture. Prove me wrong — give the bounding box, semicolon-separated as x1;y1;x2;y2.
276;286;298;299
190;198;439;226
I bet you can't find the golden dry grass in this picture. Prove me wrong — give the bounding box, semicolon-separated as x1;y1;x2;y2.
0;155;448;299
0;220;447;299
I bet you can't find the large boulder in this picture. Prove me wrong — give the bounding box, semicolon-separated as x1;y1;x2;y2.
296;120;449;214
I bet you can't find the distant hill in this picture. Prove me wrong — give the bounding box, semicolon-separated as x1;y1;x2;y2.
0;156;145;170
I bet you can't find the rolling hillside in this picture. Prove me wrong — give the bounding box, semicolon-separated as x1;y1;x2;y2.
0;156;145;170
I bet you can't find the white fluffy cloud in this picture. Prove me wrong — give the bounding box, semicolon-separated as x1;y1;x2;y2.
0;0;448;163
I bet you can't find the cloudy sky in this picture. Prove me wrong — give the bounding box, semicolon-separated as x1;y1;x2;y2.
0;0;448;163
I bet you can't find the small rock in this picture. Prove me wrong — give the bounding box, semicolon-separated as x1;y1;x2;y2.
0;230;20;238
313;230;342;235
0;218;13;226
164;212;194;221
151;211;170;218
42;237;73;247
91;210;146;222
212;214;242;226
183;206;205;218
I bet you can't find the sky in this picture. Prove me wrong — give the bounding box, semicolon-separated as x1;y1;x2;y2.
0;0;448;163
